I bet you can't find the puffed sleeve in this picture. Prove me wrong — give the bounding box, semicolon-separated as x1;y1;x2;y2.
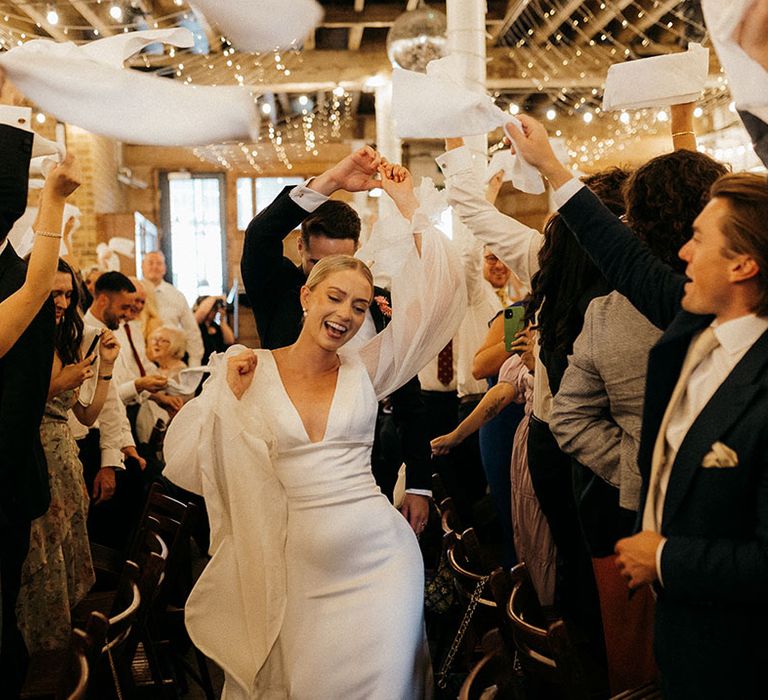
356;179;467;400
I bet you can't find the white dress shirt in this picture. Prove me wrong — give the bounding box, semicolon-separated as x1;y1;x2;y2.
151;280;205;367
436;146;540;292
113;319;159;404
74;312;136;467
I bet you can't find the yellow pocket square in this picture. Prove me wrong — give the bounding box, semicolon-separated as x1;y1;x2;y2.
701;442;739;468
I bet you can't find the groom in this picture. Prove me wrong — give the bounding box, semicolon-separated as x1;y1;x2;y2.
241;147;432;533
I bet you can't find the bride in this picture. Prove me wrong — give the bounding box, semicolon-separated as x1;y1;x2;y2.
163;162;466;699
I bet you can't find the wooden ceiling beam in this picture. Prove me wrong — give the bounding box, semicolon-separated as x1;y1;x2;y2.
9;0;69;41
70;0;117;38
578;0;634;44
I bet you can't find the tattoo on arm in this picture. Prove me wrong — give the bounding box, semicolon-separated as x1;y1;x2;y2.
482;395;506;422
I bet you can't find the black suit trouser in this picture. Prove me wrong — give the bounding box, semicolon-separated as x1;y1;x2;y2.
0;518;31;698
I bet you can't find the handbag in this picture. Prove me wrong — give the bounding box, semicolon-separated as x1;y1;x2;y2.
424;546;455;615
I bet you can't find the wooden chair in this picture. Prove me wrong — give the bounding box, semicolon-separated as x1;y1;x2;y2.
501;562;596;700
21;611;109;700
458;629;517;700
435;528;501;689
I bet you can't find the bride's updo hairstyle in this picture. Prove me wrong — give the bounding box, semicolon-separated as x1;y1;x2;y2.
305;254;374;297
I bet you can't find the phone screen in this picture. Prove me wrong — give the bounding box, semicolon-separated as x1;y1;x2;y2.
504;303;526;353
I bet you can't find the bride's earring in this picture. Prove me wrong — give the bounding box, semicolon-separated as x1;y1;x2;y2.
302;308;307;318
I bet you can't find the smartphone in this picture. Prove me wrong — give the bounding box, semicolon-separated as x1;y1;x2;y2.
84;330;102;363
504;302;526;353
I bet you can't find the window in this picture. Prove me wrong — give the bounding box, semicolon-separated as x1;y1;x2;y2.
162;173;226;305
237;176;304;230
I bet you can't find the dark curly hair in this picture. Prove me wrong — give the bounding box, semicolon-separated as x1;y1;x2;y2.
623;149;728;272
300;199;361;248
526;167;631;356
55;259;84;366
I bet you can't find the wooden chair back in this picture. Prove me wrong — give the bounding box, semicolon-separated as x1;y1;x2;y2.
458;629;516;700
54;612;109;700
505;563;592;700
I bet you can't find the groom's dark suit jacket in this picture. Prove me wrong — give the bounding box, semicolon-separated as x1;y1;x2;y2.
0;123;55;524
560;186;768;699
241;187;431;494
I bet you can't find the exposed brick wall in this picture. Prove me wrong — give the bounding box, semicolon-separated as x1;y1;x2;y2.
61;126;127;268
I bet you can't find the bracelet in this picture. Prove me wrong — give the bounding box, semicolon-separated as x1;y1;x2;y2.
99;374;113;381
672;130;695;137
34;230;63;239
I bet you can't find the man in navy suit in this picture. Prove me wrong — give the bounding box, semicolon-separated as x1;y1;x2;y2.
507;115;768;698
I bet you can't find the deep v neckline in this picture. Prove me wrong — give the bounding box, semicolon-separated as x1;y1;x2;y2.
266;351;343;445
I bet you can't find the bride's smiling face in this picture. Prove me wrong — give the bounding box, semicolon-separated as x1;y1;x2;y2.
300;269;373;350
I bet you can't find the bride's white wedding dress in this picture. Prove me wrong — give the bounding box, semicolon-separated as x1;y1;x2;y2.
164;193;466;699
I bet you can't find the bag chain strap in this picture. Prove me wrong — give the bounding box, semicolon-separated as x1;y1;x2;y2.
108;645;125;700
436;574;490;689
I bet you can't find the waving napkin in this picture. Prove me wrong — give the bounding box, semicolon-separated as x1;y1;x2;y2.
602;43;709;112
190;0;323;52
392;55;545;194
701;0;768;123
0;29;259;146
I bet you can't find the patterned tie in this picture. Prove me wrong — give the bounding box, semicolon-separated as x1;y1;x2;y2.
495;287;509;307
643;326;720;531
437;340;453;386
124;322;147;377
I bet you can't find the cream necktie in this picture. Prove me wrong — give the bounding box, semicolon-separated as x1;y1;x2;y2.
495;287;509;308
643;326;720;532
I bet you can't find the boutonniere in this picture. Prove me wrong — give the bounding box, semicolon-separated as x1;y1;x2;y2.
373;295;392;318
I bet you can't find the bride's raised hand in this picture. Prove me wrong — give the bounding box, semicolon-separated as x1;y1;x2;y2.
226;349;258;400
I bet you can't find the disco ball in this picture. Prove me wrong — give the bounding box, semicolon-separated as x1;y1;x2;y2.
386;6;447;74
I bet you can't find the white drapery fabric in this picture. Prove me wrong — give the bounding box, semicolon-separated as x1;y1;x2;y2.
392;55;545;194
0;29;258;146
602;43;709;112
189;0;323;53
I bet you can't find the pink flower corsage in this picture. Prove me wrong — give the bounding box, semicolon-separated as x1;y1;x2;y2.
373;295;392;318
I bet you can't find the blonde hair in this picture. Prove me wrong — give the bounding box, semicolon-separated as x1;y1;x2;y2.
150;325;187;360
137;279;163;341
305;254;373;294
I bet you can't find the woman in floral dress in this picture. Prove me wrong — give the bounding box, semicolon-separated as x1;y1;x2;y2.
16;259;120;651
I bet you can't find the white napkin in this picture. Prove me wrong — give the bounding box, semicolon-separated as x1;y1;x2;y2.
602;43;709;111
701;0;768;122
190;0;323;52
392;56;545;194
485;150;515;183
0;29;259;146
165;366;210;396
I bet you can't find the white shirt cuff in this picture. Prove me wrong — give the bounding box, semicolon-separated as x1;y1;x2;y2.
435;146;474;177
552;178;585;209
118;380;141;404
289;179;329;213
0;105;32;131
101;447;126;470
655;537;667;587
405;489;432;498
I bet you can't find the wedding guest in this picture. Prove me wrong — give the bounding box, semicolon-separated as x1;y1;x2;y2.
141;250;204;366
17;260;119;653
194;295;235;365
508;112;768;699
0;82;81;696
551;145;727;694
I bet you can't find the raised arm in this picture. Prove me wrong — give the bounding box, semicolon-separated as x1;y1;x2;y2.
0;70;81;357
357;172;467;399
670;102;697;152
436;139;539;290
506;115;685;329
